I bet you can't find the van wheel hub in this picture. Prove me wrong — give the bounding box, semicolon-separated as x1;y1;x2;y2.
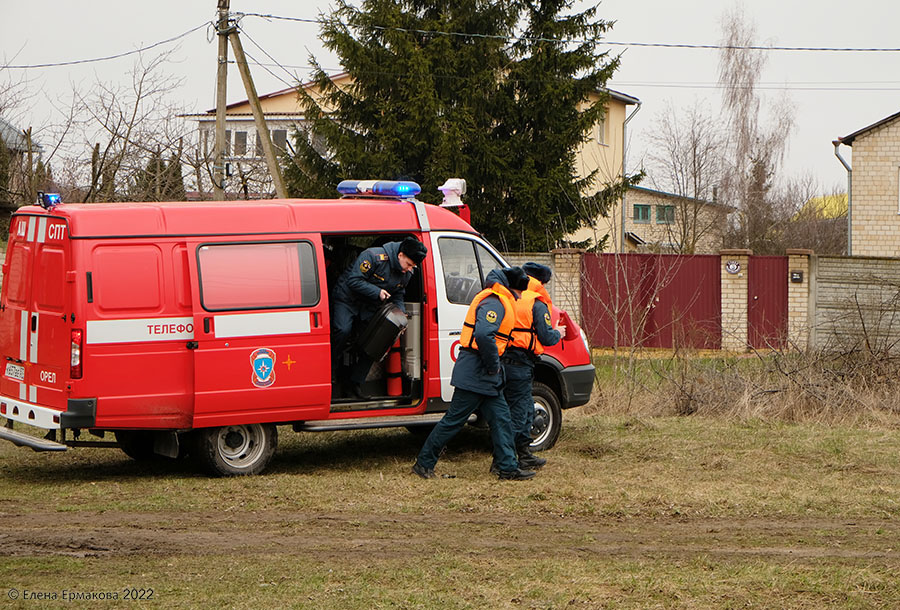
224;430;244;450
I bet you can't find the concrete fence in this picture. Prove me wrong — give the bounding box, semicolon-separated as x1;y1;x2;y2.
506;249;900;353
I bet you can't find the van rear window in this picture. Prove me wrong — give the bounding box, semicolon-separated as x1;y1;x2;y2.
198;241;318;311
34;246;66;313
5;243;33;308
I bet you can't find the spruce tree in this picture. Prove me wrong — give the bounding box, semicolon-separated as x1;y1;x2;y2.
285;0;638;250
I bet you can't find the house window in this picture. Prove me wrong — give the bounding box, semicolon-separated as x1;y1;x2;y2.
597;114;607;146
234;131;247;156
633;204;650;224
224;130;231;156
272;129;287;151
657;205;675;224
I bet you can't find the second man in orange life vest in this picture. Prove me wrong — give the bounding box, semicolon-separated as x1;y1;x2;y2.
412;267;536;480
503;262;561;470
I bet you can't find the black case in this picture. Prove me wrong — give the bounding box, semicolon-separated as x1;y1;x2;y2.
357;302;408;361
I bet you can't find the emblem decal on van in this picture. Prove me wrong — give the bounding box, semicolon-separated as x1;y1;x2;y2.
250;348;277;388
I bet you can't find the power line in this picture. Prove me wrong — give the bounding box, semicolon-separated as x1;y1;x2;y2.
615;82;900;92
3;22;210;70
236;11;900;53
236;23;300;87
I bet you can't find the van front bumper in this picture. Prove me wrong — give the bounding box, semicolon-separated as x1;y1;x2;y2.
560;363;596;409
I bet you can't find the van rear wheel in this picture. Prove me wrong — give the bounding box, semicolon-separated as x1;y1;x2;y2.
194;424;277;476
115;431;156;461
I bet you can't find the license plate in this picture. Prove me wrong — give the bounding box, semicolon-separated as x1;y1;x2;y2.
5;363;25;381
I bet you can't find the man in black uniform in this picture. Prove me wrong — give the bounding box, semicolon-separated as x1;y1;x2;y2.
331;236;428;397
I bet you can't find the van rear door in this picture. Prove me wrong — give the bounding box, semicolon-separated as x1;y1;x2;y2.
0;214;71;410
188;237;331;426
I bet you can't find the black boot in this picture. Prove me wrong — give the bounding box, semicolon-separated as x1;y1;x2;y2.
497;468;536;480
517;446;547;469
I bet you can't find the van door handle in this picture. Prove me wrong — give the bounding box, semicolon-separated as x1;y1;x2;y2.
203;317;210;333
312;312;320;327
31;314;37;332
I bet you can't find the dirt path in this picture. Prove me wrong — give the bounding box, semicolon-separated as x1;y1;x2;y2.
2;510;896;562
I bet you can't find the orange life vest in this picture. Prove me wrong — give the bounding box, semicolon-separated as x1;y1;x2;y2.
459;284;516;356
527;277;553;307
508;279;554;355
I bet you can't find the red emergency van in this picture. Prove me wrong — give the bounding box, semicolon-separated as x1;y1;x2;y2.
0;181;595;475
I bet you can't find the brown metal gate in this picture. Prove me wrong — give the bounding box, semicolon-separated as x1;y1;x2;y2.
582;253;721;349
748;255;788;349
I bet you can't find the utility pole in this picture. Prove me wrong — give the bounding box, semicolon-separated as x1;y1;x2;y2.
228;30;288;199
212;0;230;201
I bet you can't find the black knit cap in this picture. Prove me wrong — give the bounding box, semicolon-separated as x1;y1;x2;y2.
399;237;428;264
503;266;530;291
522;262;552;284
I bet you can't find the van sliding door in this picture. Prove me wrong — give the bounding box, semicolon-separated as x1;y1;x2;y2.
188;236;330;426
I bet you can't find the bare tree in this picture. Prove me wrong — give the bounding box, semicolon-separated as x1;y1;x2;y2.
645;100;726;253
0;65;54;209
55;51;192;203
779;175;848;254
717;8;795;254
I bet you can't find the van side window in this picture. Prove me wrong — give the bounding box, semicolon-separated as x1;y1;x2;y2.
93;245;163;312
438;237;504;305
475;243;504;283
198;241;318;311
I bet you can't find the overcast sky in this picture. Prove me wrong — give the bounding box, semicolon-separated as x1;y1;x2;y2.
3;0;899;191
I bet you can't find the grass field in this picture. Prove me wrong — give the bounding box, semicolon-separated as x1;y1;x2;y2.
2;406;899;609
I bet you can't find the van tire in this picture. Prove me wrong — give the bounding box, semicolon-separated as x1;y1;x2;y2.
530;382;562;452
115;431;156;461
194;424;277;476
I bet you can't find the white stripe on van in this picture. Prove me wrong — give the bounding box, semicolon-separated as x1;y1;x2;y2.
26;217;36;242
86;317;195;344
36;217;47;243
214;311;311;339
18;382;26;401
29;385;37;403
19;310;28;361
29;314;38;363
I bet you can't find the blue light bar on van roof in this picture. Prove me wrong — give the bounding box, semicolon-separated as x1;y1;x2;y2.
337;180;422;198
38;192;61;209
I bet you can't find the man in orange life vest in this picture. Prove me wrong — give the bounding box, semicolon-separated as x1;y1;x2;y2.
503;262;561;470
412;267;536;480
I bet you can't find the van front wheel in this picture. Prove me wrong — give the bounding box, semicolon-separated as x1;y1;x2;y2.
194;424;277;476
529;382;562;452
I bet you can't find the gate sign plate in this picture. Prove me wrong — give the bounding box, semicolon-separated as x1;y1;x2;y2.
725;260;741;275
